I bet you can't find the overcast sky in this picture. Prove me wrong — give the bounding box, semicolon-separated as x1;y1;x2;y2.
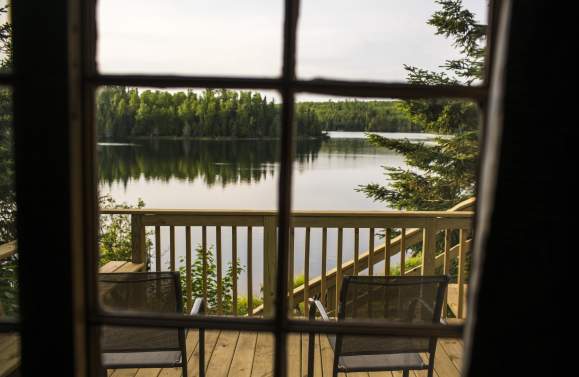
97;0;486;99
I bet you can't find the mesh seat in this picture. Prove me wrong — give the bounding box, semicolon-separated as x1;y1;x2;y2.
310;275;448;377
98;272;188;376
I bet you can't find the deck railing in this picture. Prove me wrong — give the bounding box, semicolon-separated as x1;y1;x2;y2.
100;198;474;319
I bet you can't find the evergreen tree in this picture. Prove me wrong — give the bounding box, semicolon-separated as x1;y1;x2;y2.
358;0;486;210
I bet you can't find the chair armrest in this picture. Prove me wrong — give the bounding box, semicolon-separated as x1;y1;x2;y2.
190;297;204;316
306;297;332;377
308;297;331;321
188;297;206;377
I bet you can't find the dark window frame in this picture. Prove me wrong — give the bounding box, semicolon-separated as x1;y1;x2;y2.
0;1;499;376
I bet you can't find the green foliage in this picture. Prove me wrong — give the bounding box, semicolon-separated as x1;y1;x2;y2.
297;100;419;133
179;245;244;315
97;88;287;139
359;0;484;210
0;4;17;318
293;274;305;288
96;87;419;140
237;295;263;316
98;195;150;266
389;255;423;276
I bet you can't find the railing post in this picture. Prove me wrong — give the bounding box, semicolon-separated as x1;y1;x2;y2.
263;216;277;317
421;223;436;275
131;214;146;265
457;229;467;319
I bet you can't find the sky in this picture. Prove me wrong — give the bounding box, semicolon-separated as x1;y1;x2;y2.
97;0;487;99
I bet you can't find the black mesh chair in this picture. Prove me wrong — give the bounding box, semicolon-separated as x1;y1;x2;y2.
98;272;204;377
308;275;449;377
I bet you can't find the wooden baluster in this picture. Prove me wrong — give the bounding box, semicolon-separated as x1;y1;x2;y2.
421;225;436;275
232;226;238;316
384;228;391;276
131;214;146;264
336;227;343;311
263;216;277;317
368;228;375;276
185;226;192;312
155;225;161;272
247;226;253;316
169;226;175;272
458;229;466;319
288;227;295;316
304;227;311;314
400;228;406;276
442;229;451;318
321;227;327;306
216;226;223;315
354;228;359;275
202;226;208;308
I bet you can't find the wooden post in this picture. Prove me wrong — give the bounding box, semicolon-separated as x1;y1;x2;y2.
421;224;437;275
400;228;406;275
321;228;327;306
247;226;253;316
384;228;391;276
336;227;343;310
263;216;277;317
216;226;223;314
458;229;467;319
368;228;375;276
131;214;146;265
304;227;310;314
232;226;238;316
288;227;295;316
154;225;161;272
442;229;451;319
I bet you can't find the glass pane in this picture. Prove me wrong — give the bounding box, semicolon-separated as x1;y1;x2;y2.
97;0;283;76
96;87;281;318
1;86;16;320
0;1;11;74
101;328;272;377
0;332;19;376
294;329;463;377
297;0;488;84
288;94;479;319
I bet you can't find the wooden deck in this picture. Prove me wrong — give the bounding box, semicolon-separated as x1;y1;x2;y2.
108;331;464;377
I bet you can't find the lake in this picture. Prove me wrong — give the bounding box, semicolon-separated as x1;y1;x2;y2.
98;131;435;296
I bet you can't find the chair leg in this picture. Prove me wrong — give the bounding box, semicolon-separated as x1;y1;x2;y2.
403;369;410;377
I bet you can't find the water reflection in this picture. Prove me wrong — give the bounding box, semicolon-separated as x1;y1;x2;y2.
99;138;319;187
97;137;399;188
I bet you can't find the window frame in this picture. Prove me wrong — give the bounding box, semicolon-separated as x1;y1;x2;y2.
0;0;500;376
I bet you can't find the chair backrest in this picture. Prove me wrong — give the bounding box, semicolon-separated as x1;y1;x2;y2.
335;275;448;356
98;272;183;353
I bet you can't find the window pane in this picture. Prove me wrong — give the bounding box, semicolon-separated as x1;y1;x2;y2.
96;87;281;319
1;86;16;320
288;93;479;320
100;328;273;377
297;0;488;84
293;329;464;377
0;332;19;376
0;1;11;74
97;0;283;76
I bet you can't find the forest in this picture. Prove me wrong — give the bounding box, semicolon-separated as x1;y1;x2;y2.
96;87;418;139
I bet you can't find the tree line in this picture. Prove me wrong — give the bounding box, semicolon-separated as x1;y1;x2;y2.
96;87;419;139
299;100;420;132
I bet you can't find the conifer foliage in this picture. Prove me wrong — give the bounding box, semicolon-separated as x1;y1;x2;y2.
358;0;486;210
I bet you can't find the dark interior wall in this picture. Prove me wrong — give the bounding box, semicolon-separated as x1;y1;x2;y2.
466;1;570;376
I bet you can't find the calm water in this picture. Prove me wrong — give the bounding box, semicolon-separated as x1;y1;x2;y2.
98;131;434;295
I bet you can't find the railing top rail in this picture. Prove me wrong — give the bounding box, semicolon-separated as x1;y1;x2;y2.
0;241;17;261
100;208;474;219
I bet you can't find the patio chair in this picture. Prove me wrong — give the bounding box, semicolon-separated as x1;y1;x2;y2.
307;275;449;377
98;272;205;377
